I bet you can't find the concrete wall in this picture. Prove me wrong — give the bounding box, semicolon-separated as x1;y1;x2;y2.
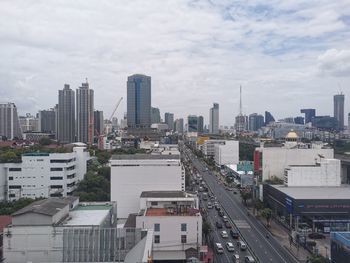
262;147;334;181
286;159;341;187
111;159;184;218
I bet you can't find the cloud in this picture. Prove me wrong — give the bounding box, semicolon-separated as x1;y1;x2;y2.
318;49;350;77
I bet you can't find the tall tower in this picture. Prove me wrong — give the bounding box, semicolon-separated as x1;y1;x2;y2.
127;74;151;128
58;85;75;143
0;103;22;140
76;80;94;144
164;112;174;130
209;103;219;134
334;93;345;130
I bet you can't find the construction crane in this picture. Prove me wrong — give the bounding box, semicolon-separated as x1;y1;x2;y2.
97;97;123;149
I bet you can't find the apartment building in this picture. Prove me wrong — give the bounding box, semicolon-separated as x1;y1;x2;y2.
214;140;239;166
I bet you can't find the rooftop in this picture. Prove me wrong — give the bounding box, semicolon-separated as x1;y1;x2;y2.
63;204;113;226
124;213;137;228
145;208;200;217
140;191;187;198
111;154;180;160
271;185;350;199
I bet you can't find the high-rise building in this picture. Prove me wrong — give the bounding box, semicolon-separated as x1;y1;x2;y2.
19;113;39;132
235;115;248;132
294;116;304;125
0;103;22;140
94;110;104;135
175;118;184;134
38;109;56;135
127;74;151;128
198;116;204;134
164;112;174;130
209;103;219;134
334;93;345;130
348;113;350;133
188;115;198;132
301;109;316;124
265;111;275;126
248;113;264;131
151;107;161;124
312;116;338;131
58;84;75;144
76;81;94;144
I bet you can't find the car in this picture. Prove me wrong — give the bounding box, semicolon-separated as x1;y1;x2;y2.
210;196;215;201
215;243;224;254
215;204;220;211
233;191;237;194
225;222;232;228
230;230;239;239
205;168;208;171
218;210;224;217
226;242;235;252
207;202;213;209
308;233;326;239
221;230;229;238
244;255;255;263
233;254;240;262
222;215;229;222
237;241;247;250
216;221;223;229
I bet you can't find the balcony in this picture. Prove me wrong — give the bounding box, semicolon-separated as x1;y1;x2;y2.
145;207;200;217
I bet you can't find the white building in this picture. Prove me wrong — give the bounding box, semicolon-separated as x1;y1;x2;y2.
214;140;239;166
110;154;185;219
136;191;202;261
256;131;334;181
0;145;90;201
3;197;153;263
284;158;341;187
202;139;226;157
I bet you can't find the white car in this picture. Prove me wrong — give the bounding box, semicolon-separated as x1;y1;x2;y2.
222;215;229;222
221;230;228;238
226;242;235;252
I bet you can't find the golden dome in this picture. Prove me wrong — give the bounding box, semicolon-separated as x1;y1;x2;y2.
286;130;298;139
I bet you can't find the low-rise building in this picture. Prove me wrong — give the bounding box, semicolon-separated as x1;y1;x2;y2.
202;139;226;158
110;154;185;219
136;191;202;262
214;140;239;166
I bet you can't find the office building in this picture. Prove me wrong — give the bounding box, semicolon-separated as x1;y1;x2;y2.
164;112;174;130
110;154;185;218
1;145;90;201
187;115;198;132
248;113;264;131
38;109;56;135
202;139;226;157
0;103;22;140
94;110;104;135
294;116;304;125
175;118;184;134
209;103;219;134
312;116;338;131
235;115;248;132
348;113;350;133
151;107;161;124
265;111;275;125
331;232;350;263
19;113;39;132
198;115;204;134
58;84;75;144
334;93;345;130
301;108;316;124
127;74;151;128
135;191;202;261
214;140;239;166
76;81;94;144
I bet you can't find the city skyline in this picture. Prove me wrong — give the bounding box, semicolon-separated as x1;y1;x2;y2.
0;1;350;125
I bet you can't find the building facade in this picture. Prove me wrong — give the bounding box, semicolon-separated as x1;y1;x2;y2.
265;111;275;126
151;107;161;124
334;93;345;130
0;103;22;140
202;139;226;158
58;84;75;143
38;109;56;135
164;112;174;131
76;81;94;144
127;74;151;128
94;110;104;135
209;103;219;134
301;109;316;124
175;118;184;134
197;116;204;134
214;140;239;166
248;113;264;131
187;115;198;132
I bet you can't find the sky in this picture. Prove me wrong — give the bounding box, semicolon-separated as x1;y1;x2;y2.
0;0;350;126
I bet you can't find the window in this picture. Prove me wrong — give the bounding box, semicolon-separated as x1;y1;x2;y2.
9;185;21;189
9;194;15;198
154;223;160;232
8;177;13;180
67;173;75;179
50;167;63;171
154;235;160;244
67;182;76;188
50;159;73;163
67;165;75;171
181;235;187;244
151;201;158;206
50;185;63;189
9;168;21;172
181;223;187;232
50;176;63;180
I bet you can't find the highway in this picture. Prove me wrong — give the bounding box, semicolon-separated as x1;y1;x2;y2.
184;146;299;263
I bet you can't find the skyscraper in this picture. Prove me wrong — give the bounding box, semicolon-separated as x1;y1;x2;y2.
248;113;264;131
188;115;198;132
164;112;174;130
0;102;22;140
38;109;56;135
294;116;304;125
265;111;275;126
175;118;184;134
76;81;94;144
301;109;316;124
209;103;219;134
334;93;345;130
127;74;151;128
198;116;204;134
94;110;104;135
58;84;75;143
151;107;161;124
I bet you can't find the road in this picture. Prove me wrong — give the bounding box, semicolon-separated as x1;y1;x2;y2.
184;146;299;263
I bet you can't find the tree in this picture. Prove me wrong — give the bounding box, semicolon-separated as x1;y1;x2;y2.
74;171;110;201
0;198;39;215
253;199;264;215
240;191;252;206
39;137;52;146
309;254;329;263
202;220;212;239
96;151;111;165
0;151;19;163
97;166;111;181
261;208;272;226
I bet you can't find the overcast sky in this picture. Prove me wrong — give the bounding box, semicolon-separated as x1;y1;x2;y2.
1;0;350;126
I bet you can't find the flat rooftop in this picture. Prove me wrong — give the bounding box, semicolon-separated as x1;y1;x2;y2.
271;185;350;200
145;208;200;217
111;154;180;160
63;204;112;226
140;191;187;198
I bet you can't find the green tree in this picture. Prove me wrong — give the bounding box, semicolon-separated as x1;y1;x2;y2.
202;220;212;238
261;208;272;226
0;198;39;215
96;151;112;165
309;254;329;263
0;151;18;163
97;166;111;181
74;171;110;201
39;137;52;146
253;199;264;215
240;191;252;206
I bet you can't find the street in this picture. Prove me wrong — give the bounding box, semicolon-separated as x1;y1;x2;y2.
183;146;299;263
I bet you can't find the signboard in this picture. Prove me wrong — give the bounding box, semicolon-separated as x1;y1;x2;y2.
237;161;253;172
